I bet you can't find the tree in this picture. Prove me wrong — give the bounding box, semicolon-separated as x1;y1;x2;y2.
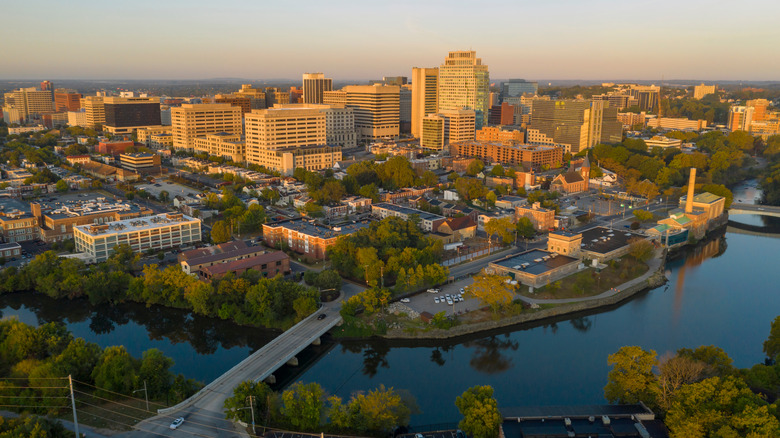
484;217;515;245
281;382;324;431
421;170;438;187
211;220;231;244
138;348;174;398
665;376;780;437
632;209;654;222
55;180;68;193
466;159;485;176
314;269;342;292
516;217;536;240
353;385;411;434
628;238;654;263
158;190;170;203
465;270;515;313
677;345;736;378
485;191;497;207
764;316;780;362
490;164;505;176
455;385;502;438
223;380;273;425
657;354;707;411
604;346;659;407
91;346;138;397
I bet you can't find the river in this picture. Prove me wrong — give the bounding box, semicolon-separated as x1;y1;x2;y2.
2;180;779;425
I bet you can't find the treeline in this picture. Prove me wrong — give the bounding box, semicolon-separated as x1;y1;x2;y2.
760;135;780;205
0;319;201;417
589;131;751;202
328;216;448;291
0;246;319;330
661;94;731;124
224;380;502;438
0;415;73;438
605;315;780;436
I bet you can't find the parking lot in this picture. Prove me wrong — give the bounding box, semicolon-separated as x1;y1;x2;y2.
399;277;483;317
136;179;202;199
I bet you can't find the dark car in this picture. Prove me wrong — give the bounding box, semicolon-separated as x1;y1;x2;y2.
317;314;327;320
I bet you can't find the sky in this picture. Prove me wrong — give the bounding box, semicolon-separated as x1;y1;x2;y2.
2;0;779;81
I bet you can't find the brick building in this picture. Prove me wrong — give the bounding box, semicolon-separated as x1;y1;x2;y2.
449;141;563;170
262;219;369;260
516;202;555;232
199;251;290;281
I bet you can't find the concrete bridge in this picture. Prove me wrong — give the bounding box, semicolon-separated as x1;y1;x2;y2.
729;203;780;218
727;220;780;239
125;305;343;437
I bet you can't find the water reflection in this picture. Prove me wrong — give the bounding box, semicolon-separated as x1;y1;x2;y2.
465;335;519;374
570;316;593;333
672;234;725;324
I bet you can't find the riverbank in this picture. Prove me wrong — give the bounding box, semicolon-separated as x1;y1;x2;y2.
379;253;667;341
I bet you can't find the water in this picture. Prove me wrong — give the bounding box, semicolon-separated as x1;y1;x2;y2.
2;180;779;424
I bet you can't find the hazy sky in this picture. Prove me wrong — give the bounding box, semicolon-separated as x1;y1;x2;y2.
2;0;779;81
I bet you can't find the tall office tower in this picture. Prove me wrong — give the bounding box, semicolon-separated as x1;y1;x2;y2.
40;80;54;92
420;109;476;150
488;102;515;126
693;83;717;100
54;90;82;112
746;99;770;122
4;87;55;122
81;96;106;129
103;97;161;135
234;84;267;110
323;90;347;106
399;86;412;134
265;88;290;107
171;103;243;151
489;92;500;107
629;85;660;112
411;67;438;138
529;100;621;154
244;106;340;174
343;84;400;141
302;73;333;104
289;87;304;104
502;79;538;99
322;106;357;148
437;50;490;128
728;106;754;131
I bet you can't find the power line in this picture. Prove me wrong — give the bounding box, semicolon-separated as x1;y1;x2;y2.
72;408;181;438
0;403;68;409
71;379;167;408
0;395;70;399
75;398;147;423
73;389;154;414
0;377;68;380
0;385;69;390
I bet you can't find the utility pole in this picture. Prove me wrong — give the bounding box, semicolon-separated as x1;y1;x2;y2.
247;395;256;435
133;380;149;411
68;375;80;438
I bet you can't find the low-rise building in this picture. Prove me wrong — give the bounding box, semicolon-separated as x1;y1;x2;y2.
96;140;134;155
120;152;162;176
262;218;369;260
32;197;152;243
516;202;555;232
371;203;446;233
436;216;477;241
341;196;372;213
178;240;266;275
489;249;580;288
495;195;527;210
547;231;582;257
74;212;201;262
199;251;290;282
0;242;22;258
0;212;38;243
579;226;647;263
477;210;516;232
644;136;683;149
379;187;434;203
66;155;92;166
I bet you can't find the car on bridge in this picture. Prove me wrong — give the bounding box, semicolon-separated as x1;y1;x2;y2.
170;417;184;429
317;313;327;320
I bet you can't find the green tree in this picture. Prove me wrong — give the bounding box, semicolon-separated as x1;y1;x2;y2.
516;217;536;240
632;209;654;222
465;270;515;314
677;345;736;378
281;381;324;431
490;164;505;176
466;159;485;176
455;385;502;438
314;269;342;292
485;190;497;207
628;238;654;263
421;170;439;187
91;346;138;397
604;346;659;407
353;385;411;434
158;190;170;203
55;180;68;192
223;380;273;425
764;316;780;362
211;220;231;244
484;217;515;245
138;348;174;398
54;338;102;384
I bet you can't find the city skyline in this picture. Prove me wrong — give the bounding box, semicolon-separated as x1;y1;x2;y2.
2;0;779;81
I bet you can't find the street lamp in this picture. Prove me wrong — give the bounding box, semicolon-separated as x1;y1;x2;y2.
132;380;149;411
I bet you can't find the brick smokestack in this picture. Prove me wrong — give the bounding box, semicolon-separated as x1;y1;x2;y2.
685;168;696;214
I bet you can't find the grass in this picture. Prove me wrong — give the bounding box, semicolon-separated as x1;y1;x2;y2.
56;394;164;431
521;257;649;300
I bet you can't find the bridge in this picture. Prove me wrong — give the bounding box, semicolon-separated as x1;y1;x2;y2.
727;220;780;239
126;304;344;437
729;203;780;218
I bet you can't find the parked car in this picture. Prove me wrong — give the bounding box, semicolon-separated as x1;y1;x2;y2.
170;417;184;430
400;298;410;303
434;297;440;304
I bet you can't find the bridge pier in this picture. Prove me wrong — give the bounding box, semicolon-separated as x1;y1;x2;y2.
287;357;299;366
312;337;321;346
265;375;276;384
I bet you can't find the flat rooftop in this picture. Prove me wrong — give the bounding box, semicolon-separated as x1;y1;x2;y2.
580;226;644;255
265;218;369;239
36;196;147;218
373;202;445;222
492;249;578;276
75;213;199;237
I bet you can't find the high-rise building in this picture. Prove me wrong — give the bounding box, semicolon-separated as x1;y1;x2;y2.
437;51;490;128
171;103;243;151
411;67;438;138
54;90;82;112
244;106;341;174
529;100;622;154
502;79;538;99
3;87;54;122
399;86;412;134
322;106;357;148
728;106;754;132
40;81;54;92
234;84;267;110
693;83;717;100
81;96;105;129
214;94;252;114
289;87;304;104
302;73;333;104
746;98;770;122
420;109;475;150
265;88;290;107
103;97;161;135
344;84;400;141
488;102;515;126
323;90;347;106
628;85;660;112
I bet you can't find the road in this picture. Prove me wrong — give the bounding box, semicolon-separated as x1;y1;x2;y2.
120;285;362;438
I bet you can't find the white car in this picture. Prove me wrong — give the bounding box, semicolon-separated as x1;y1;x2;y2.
434;297;440;304
447;298;453;305
460;288;465;293
400;298;410;303
170;417;184;430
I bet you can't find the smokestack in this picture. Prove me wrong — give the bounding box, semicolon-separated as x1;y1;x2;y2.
685;168;696;214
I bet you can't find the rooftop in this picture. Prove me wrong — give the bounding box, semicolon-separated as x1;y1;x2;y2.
492;249;578;276
580;226;644;255
36;197;146;218
265;218;369;240
373;202;446;222
75;213;199;236
200;251;288;277
684;191;724;204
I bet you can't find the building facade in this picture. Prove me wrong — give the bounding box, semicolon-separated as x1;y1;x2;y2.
411;67;439;138
102;97;161;135
449;141;563;170
302;73;333;104
171;103;243;151
344;85;400;141
437;51;490;128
